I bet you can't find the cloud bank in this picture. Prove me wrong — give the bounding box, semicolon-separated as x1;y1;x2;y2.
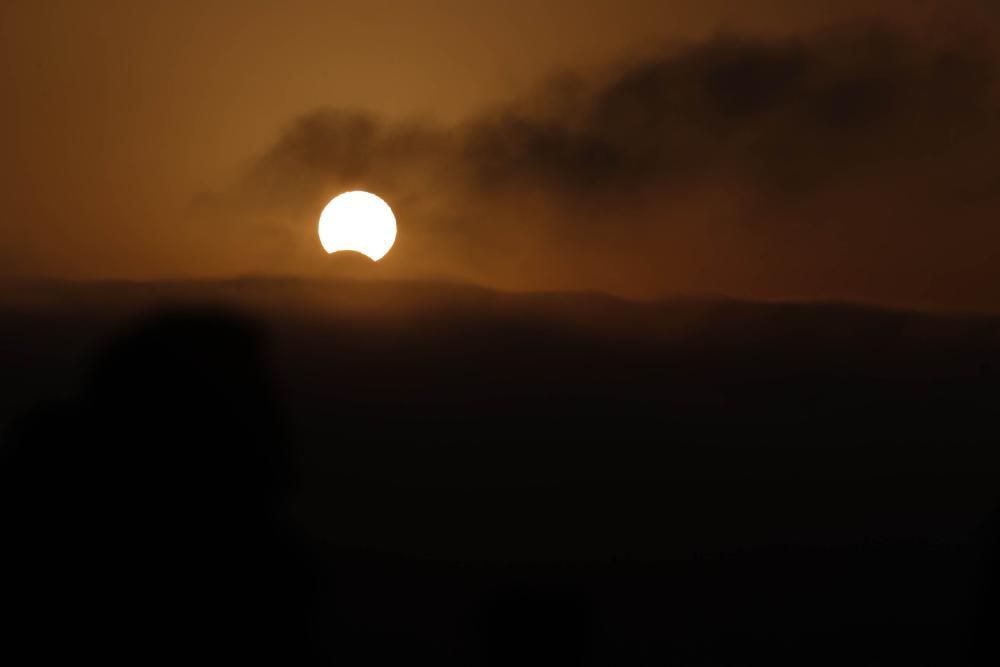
199;21;1000;310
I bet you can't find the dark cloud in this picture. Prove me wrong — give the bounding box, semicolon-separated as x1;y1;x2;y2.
212;21;1000;309
244;22;998;205
468;24;997;198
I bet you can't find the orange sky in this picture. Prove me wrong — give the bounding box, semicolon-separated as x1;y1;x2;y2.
2;1;998;310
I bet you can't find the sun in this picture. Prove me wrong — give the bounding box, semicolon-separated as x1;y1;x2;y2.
318;191;397;261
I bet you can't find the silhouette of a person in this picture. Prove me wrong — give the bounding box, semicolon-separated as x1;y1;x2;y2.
2;309;317;663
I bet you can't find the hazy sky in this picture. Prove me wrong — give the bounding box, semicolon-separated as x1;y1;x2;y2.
2;1;998;309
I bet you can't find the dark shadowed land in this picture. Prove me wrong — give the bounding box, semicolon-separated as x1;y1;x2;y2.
2;277;999;664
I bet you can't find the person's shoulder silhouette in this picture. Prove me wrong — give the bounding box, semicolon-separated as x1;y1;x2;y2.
2;308;317;664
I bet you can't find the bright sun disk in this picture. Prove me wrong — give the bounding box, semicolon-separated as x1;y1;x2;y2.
318;191;397;261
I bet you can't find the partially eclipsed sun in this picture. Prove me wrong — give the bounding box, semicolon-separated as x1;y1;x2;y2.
318;191;397;261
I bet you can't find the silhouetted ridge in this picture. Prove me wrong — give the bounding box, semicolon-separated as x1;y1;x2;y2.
2;280;999;664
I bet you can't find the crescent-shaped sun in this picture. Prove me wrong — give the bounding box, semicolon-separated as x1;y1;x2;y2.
318;191;397;261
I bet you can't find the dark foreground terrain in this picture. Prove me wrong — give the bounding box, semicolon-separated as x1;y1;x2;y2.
1;278;998;664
